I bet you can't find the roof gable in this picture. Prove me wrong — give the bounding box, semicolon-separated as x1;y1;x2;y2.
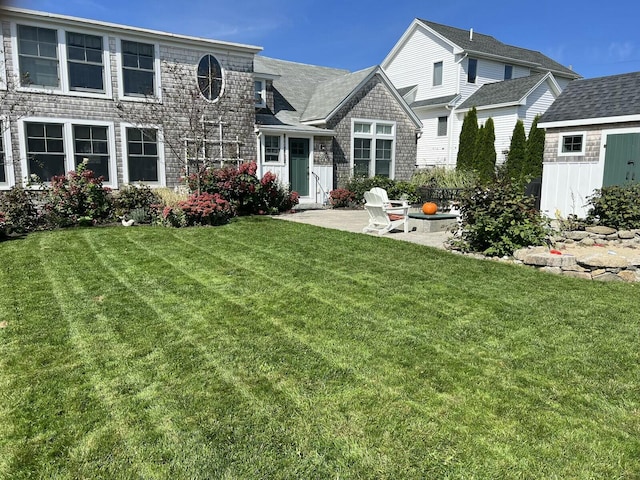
384;18;579;80
539;71;640;126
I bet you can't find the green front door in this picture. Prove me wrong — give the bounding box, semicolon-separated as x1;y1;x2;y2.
289;138;309;196
603;133;640;186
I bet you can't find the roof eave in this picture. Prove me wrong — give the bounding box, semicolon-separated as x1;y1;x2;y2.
539;114;640;129
2;6;263;56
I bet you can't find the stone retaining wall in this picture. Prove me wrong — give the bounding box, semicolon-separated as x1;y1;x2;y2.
513;226;640;282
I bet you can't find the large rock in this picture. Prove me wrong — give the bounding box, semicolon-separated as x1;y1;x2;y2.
580;237;596;246
562;271;592;280
577;253;629;269
523;253;577;268
618;230;636;239
566;231;590;241
617;271;639;283
592;272;624;282
586;226;617;235
513;246;547;261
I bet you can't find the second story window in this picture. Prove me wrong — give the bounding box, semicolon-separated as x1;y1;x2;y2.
122;40;155;96
255;80;266;107
467;58;477;84
197;55;223;101
504;64;513;80
433;61;443;86
67;32;104;92
17;25;59;88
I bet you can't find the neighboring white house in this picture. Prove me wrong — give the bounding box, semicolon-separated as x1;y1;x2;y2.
382;18;581;169
539;71;640;218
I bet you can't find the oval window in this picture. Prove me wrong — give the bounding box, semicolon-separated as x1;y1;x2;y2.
197;55;223;101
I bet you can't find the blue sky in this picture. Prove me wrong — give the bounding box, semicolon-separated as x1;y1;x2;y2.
5;0;640;79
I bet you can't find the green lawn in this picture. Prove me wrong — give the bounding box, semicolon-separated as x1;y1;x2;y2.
1;217;638;479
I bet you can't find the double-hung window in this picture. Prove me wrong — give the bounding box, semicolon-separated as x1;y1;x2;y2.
67;32;104;92
121;40;155;97
504;64;513;80
126;127;160;183
352;120;395;178
73;125;110;180
264;135;280;163
17;25;59;88
25;122;65;180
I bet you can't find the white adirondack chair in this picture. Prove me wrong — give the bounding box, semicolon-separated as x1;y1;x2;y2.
362;191;409;235
370;187;406;211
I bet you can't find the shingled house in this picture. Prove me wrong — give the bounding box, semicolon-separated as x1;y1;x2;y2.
254;57;422;206
538;71;640;218
382;19;581;169
0;7;263;191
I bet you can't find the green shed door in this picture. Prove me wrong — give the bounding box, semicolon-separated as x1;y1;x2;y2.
289;138;309;197
603;133;640;186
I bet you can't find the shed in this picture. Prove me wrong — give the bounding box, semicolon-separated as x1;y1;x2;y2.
538;71;640;218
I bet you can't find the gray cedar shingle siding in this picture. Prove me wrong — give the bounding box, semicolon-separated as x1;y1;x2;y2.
539;71;640;124
1;15;257;188
418;19;580;79
328;76;418;186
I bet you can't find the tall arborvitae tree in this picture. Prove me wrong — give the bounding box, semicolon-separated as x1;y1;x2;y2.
505;120;527;183
524;115;545;179
456;107;478;172
476;117;496;184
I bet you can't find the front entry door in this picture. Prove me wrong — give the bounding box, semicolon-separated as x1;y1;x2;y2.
289;138;309;197
603;133;640;186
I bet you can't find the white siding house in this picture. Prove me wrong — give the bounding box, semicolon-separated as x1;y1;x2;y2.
382;19;581;170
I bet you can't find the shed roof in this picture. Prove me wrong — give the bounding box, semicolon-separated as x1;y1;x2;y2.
539;71;640;126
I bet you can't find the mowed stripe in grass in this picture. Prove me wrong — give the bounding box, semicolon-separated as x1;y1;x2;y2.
0;217;639;479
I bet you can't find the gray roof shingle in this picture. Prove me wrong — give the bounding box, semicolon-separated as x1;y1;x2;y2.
457;73;549;109
418;19;580;79
300;67;377;122
411;94;459;109
539;71;640;124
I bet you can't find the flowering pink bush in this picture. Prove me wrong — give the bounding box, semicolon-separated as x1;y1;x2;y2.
43;163;113;227
329;188;356;208
177;192;235;226
185;161;299;215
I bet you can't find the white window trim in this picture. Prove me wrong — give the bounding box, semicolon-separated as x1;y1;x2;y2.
0;29;7;91
261;133;284;165
254;78;266;108
437;116;448;137
10;21;112;99
18;117;118;188
120;123;166;187
351;118;396;179
116;38;162;102
1;117;15;189
558;131;587;157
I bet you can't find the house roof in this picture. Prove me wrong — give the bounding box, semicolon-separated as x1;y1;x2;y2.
254;56;421;131
254;56;348;124
2;6;262;55
300;67;377;122
416;19;580;80
539;71;640;127
457;72;559;110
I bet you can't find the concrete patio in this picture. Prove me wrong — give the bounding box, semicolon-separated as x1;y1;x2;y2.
274;208;455;249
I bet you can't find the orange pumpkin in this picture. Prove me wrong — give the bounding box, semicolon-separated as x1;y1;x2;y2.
421;202;438;215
